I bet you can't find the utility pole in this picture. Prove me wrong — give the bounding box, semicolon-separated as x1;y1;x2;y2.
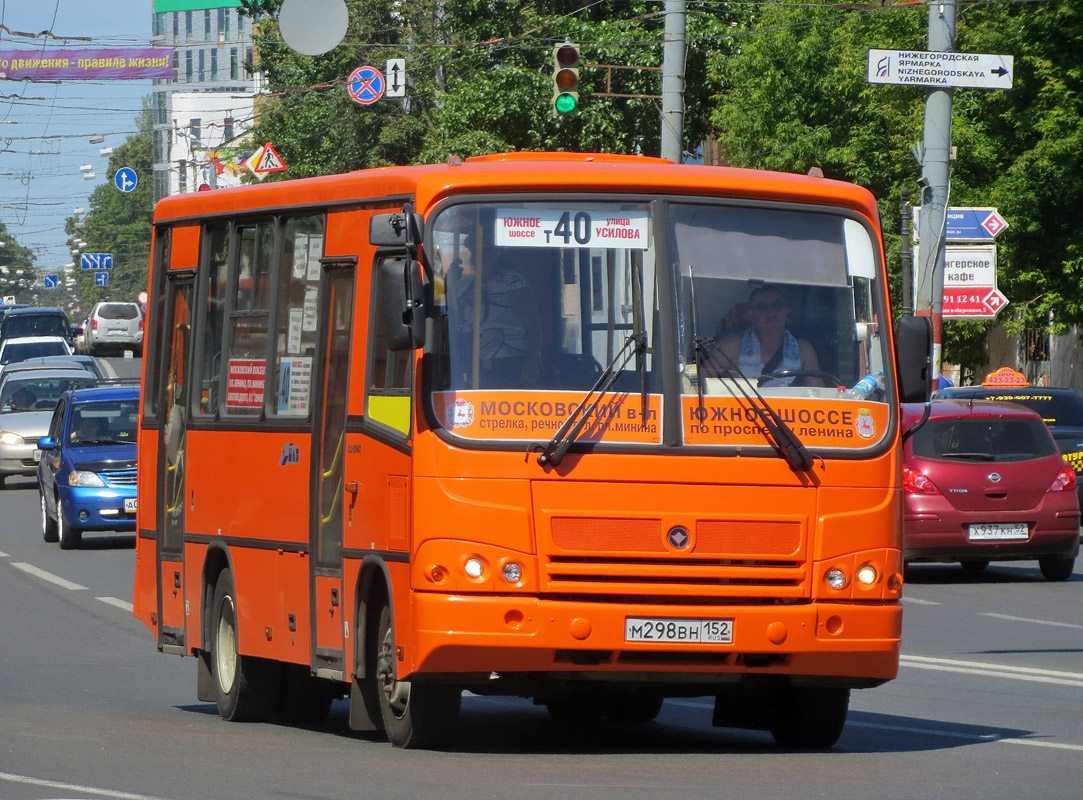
660;0;686;163
914;0;956;383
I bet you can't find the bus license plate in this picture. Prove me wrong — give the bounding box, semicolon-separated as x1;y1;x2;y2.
124;498;137;513
625;617;733;644
968;522;1028;541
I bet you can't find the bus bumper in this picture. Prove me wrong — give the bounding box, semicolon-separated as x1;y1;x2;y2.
407;593;901;687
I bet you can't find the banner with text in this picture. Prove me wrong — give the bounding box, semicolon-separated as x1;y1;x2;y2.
0;49;173;80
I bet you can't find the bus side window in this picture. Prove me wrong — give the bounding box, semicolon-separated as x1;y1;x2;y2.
366;255;412;436
224;222;273;416
270;214;324;418
194;223;228;418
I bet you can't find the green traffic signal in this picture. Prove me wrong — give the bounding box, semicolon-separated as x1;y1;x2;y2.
552;43;580;116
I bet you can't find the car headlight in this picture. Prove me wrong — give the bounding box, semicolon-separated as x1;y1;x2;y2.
0;431;25;446
69;470;106;487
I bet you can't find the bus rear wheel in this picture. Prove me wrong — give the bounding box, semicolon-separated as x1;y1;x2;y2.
210;568;280;722
769;686;849;749
375;603;460;748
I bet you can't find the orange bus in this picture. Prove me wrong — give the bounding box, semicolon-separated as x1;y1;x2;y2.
133;152;931;749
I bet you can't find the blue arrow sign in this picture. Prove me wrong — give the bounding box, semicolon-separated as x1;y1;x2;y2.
43;274;59;289
912;207;1009;242
115;166;138;193
94;271;109;287
80;253;114;270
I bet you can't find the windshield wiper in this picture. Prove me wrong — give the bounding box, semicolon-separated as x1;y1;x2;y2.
537;331;647;467
696;326;814;474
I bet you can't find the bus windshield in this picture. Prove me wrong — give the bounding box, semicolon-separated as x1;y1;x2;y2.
428;198;892;451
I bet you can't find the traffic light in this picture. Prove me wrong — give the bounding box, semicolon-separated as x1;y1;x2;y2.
552;43;580;116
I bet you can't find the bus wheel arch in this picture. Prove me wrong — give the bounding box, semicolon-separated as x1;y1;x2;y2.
348;559;392;734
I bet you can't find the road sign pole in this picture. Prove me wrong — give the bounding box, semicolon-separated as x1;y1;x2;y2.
915;0;956;383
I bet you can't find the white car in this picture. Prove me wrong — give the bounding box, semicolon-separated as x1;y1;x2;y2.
0;336;73;367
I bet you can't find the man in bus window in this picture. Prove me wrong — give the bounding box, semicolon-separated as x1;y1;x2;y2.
707;284;822;387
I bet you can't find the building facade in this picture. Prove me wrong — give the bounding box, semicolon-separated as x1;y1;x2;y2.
151;1;260;199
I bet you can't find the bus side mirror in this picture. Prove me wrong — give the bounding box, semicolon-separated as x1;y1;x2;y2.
895;315;932;403
369;212;424;246
380;259;426;352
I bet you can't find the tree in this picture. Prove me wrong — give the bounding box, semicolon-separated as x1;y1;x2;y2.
0;220;38;304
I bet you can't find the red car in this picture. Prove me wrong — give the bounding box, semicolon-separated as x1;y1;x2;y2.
902;400;1080;580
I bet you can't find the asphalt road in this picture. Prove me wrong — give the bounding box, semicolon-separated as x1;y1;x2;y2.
1;457;1080;799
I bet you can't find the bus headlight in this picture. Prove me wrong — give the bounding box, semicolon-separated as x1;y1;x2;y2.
502;562;522;583
464;557;484;579
825;568;847;590
856;563;878;585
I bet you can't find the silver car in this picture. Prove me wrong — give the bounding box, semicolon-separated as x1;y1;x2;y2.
0;369;99;488
87;302;143;355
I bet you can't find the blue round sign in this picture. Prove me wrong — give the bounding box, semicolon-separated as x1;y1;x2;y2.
348;66;384;105
115;167;138;193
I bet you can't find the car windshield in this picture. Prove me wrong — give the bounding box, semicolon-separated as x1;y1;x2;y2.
0;376;98;413
911;417;1057;462
3;314;69;339
0;340;69;364
69;398;139;445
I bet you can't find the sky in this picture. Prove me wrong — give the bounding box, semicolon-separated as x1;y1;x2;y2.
0;0;152;274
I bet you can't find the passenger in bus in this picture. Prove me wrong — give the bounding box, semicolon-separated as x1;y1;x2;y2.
707;284;822;386
449;246;542;387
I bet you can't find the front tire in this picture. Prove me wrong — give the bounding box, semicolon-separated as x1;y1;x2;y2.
210;568;280;721
769;686;849;749
1038;555;1075;582
375;603;460;748
41;491;58;543
57;502;82;550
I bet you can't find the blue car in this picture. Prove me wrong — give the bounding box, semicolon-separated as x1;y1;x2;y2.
38;384;139;549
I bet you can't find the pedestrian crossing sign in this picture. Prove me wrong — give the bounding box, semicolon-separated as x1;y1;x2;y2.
250;142;288;175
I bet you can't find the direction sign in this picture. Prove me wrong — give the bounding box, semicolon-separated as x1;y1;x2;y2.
942;287;1008;318
347;65;384;105
114;166;138;193
94;271;109;287
912;206;1008;242
80;252;114;271
385;58;405;97
43;274;59;289
944;245;997;286
867;49;1014;90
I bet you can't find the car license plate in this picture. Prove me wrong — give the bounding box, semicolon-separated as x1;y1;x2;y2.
968;522;1028;541
625;617;733;644
124;498;137;513
33;449;41;462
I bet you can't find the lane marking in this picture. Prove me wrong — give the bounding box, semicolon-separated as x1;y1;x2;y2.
97;595;134;612
0;770;172;800
902;596;941;605
0;549;9;557
901;654;1083;687
982;612;1083;631
11;562;87;591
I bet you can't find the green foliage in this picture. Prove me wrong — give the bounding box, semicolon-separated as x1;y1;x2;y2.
0;220;39;304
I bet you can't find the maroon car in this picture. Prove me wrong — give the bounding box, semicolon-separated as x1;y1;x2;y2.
902;400;1080;580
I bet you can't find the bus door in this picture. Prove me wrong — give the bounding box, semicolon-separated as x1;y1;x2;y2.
310;261;356;678
156;273;193;652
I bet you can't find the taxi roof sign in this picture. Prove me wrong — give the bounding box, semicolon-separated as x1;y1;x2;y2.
982;367;1029;388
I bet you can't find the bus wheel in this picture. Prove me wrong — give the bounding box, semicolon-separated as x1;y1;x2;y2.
375;604;460;748
211;568;280;722
769;686;849;749
41;492;58;543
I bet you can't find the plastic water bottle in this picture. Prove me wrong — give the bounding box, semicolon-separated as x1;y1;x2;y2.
844;371;882;400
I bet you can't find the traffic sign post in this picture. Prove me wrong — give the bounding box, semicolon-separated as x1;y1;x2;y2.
867;49;1013;89
114;167;138;193
43;275;59;289
942;244;1008;319
347;66;385;105
385;58;405;97
94;271;109;287
913;206;1008;242
80;253;114;270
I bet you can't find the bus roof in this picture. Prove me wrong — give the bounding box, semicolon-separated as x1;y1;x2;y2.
152;152;881;225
